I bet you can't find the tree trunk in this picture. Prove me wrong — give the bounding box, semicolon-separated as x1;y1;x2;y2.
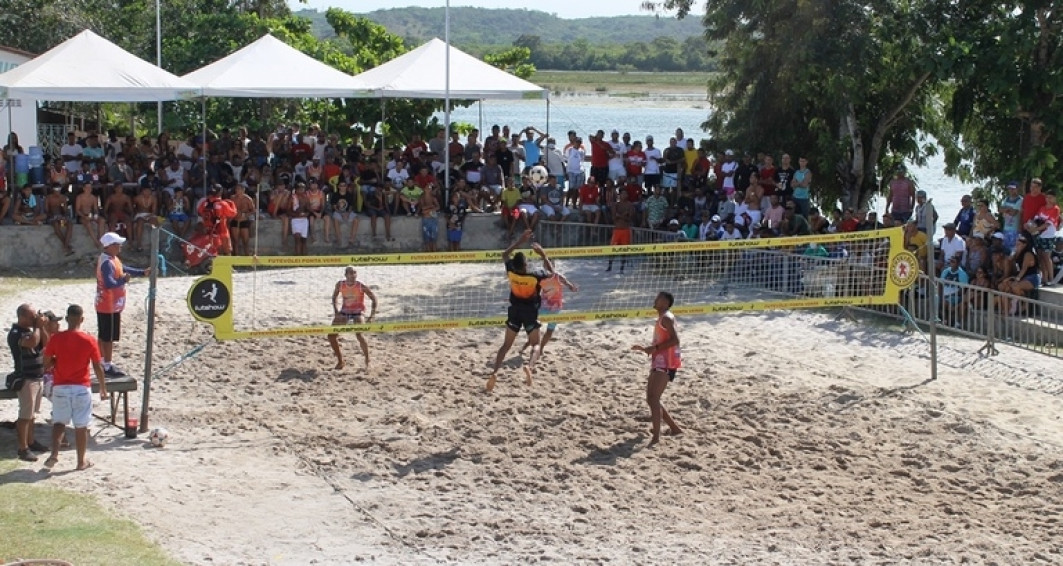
840;102;864;211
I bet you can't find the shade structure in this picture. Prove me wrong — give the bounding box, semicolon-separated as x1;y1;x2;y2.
0;30;200;101
352;38;547;100
183;34;371;98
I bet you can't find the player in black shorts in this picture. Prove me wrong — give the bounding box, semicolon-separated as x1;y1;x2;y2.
486;229;554;393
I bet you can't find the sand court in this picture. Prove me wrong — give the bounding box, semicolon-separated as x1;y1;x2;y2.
2;270;1062;564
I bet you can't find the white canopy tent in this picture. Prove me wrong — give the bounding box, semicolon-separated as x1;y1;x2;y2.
351;38;547;100
0;30;200;101
182;34;371;98
352;37;550;195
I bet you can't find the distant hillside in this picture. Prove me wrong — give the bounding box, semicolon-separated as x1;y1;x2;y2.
295;7;704;46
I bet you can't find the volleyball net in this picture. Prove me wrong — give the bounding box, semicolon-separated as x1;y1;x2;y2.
186;227;920;340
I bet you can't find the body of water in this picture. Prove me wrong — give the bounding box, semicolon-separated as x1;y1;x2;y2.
436;98;973;240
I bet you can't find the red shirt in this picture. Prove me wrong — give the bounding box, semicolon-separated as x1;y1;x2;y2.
840;218;861;232
589;138;611;168
579;183;599;206
322;163;342;183
1039;204;1061;229
43;329;101;387
759;166;777;196
624;182;642;203
625;150;646;176
1022;192;1047;225
413;172;436;189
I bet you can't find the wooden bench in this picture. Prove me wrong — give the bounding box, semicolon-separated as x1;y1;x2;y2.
0;376;138;428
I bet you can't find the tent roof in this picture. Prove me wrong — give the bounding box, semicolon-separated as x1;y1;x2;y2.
0;30;200;101
183;35;370;98
353;38;547;100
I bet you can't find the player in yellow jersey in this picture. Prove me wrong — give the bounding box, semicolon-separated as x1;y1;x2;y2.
486;229;554;393
328;266;377;370
632;291;683;446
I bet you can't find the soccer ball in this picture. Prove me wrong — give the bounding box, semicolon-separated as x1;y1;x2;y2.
149;427;170;447
528;165;550;186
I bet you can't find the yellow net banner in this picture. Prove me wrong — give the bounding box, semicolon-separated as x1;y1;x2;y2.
187;227;919;340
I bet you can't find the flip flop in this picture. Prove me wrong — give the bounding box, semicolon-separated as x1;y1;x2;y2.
44;456;58;468
76;460;94;471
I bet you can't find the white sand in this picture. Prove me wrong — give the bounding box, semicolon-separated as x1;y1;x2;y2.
2;266;1063;565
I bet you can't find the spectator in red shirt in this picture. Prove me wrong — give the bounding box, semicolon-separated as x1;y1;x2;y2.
588;131;612;188
1022;178;1048;225
41;304;107;472
839;209;861;232
579;177;601;224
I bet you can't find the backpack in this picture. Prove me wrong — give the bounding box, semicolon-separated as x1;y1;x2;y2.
5;371;24;392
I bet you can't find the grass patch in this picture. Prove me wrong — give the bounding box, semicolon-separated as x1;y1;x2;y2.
0;462;181;566
533;70;713;95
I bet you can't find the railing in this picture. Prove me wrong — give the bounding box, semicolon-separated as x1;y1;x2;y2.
855;270;1062;359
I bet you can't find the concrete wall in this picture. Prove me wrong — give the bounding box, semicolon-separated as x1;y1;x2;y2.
0;213;520;270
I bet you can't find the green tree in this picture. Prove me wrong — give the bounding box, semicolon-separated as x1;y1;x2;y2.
644;0;981;210
484;46;536;80
945;2;1063;193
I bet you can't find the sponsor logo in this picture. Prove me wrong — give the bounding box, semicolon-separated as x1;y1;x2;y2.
888;251;920;289
468;319;500;327
351;255;395;264
593;312;631;320
189;279;230;320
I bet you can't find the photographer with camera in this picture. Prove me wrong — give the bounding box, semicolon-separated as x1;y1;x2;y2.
7;304;56;461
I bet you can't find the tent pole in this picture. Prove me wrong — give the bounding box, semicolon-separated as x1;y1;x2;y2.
6;101;13;191
546;98;550;140
379;98;385;176
201;97;207;199
478;100;482;138
444;0;451;203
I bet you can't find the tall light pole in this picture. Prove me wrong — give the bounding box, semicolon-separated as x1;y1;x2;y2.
156;0;163;135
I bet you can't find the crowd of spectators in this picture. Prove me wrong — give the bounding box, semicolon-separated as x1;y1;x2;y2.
0;123;1058;300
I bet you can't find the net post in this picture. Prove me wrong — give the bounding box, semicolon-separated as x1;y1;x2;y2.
925;202;938;381
139;224;160;433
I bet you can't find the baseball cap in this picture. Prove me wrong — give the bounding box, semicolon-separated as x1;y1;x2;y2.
668;218;680;226
712;214;721;222
725;149;734;156
1006;181;1019;189
943;222;956;230
100;232;126;247
646;135;654;142
611;129;619;135
916;190;927;197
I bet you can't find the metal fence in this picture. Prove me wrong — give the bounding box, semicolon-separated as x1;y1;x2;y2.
854;270;1062;359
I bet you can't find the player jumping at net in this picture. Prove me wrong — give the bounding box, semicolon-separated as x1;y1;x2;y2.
521;270;578;360
631;291;683;446
487;229;554;393
328;266;378;370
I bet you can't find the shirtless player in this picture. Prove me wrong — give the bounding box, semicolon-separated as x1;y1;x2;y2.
75;183;105;248
131;186;159;252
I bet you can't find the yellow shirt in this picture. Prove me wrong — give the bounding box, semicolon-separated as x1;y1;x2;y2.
500;187;521;208
907;231;929;262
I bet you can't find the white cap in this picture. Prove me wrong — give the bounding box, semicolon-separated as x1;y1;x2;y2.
668;218;680;226
712;214;721;222
100;232;126;247
725;149;734;156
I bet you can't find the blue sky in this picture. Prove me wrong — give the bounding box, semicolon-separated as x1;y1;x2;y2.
291;0;664;20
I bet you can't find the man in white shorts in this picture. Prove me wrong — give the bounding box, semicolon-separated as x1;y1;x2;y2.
42;304;107;471
289;182;310;255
